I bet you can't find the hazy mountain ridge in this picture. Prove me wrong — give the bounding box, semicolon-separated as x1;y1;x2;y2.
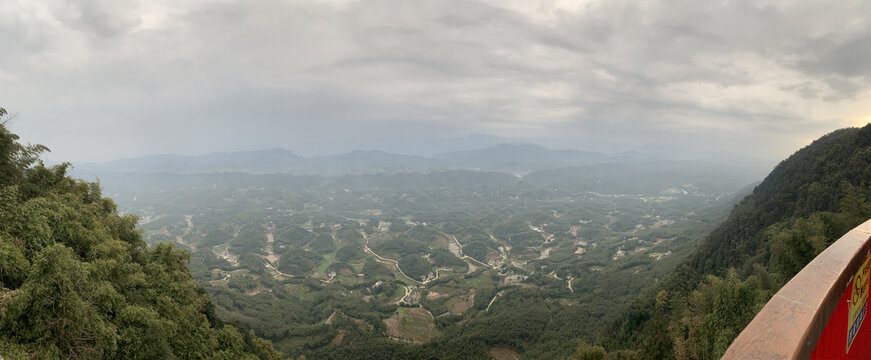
434;143;615;172
91;163;762;208
77;148;304;174
75;143;675;177
524;160;768;195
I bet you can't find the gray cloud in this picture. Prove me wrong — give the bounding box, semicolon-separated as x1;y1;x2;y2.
1;0;869;162
798;28;871;78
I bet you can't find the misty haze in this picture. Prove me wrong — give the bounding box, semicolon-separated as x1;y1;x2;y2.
1;1;870;359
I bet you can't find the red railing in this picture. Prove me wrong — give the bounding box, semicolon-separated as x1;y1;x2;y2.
723;219;871;359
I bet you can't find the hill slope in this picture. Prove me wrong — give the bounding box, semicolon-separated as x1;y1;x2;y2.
74;143;643;176
600;125;871;359
0;113;281;359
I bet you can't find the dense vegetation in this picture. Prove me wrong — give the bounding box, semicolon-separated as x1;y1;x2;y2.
601;125;871;359
0;110;281;359
82;142;761;359
3;110;864;359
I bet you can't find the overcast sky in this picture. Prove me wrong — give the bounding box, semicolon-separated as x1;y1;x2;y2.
1;0;870;162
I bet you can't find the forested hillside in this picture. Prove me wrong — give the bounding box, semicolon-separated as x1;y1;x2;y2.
0;110;281;359
83;137;758;358
600;125;871;359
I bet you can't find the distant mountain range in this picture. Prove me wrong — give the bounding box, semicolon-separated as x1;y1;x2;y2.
434;143;618;171
73;143;651;177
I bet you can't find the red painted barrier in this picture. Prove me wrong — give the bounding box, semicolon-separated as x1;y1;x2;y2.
723;219;871;359
811;254;871;359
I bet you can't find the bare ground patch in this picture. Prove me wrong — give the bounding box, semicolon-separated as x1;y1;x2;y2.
488;346;521;360
331;331;346;346
444;292;475;315
384;307;442;343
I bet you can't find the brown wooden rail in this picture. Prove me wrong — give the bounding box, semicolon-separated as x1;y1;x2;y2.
722;219;871;359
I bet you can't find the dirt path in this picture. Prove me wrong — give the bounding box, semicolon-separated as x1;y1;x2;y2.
264;261;294;279
360;231;466;286
173;215;196;250
395;284;411;305
217;247;239;266
420;306;435;321
209;271;232;286
449;240;479;273
263;233;280;263
486;291;505;312
362;232;424;284
539;247;552;259
320;272;336;283
443;233;491;268
324;311;337;325
432;268;451;280
183;215;193;234
550;272;575;293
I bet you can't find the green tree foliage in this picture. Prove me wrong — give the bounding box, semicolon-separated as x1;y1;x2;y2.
605;125;871;359
362;259;394;281
386;219;410;233
203;226;234;247
669;269;776;360
230;225;266;254
308;232;336;254
573;341;638;360
407;225;443;243
274;226;312;249
398;254;431;280
337;227;364;245
238;253;266;275
0;116;280;359
767;215;829;278
278;250;323;275
335;245;364;262
430;248;467;269
462;241;491;262
0;233;29;288
373;235;427;258
575;341;605;360
0;108;49;188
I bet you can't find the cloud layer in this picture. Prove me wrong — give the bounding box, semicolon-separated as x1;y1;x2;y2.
1;0;869;161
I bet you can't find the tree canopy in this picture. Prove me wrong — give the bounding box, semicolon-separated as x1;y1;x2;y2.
602;125;871;359
0;109;281;359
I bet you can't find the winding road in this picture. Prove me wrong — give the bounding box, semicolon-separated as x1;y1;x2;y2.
443;233;492;268
362;232;425;285
264;261;294;279
395;284;411;305
361;232;464;286
550;272;575;293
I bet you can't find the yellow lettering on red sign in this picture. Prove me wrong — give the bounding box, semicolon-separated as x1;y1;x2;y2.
847;254;871;353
